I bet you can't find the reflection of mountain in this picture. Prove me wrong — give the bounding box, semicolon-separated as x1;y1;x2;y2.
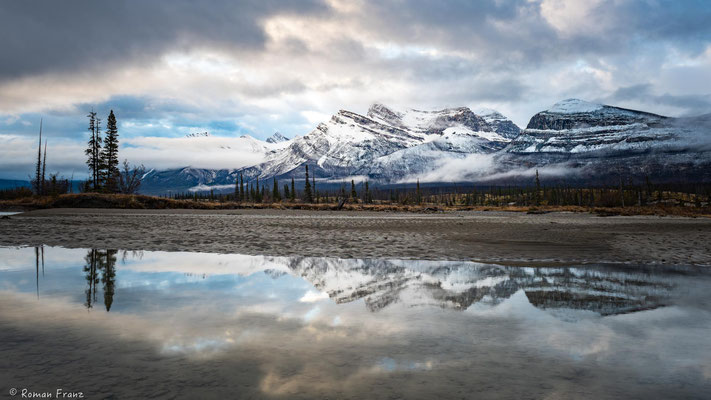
286;258;690;315
49;248;700;316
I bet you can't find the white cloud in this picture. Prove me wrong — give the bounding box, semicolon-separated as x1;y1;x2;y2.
0;134;280;179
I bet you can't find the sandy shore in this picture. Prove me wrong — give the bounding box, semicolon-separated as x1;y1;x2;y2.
1;208;710;265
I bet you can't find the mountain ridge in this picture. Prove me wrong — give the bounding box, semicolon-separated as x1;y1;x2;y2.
139;100;711;194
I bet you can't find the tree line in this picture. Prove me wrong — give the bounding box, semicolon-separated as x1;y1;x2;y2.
6;110;144;199
165;167;711;209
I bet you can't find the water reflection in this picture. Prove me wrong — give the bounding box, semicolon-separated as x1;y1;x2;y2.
1;247;710;399
7;247;708;316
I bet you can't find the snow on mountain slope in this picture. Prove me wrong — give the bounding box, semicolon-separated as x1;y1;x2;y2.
474;108;522;139
239;104;517;181
284;257;679;315
365;126;508;180
491;99;711;184
507;99;675;154
266;131;290;144
546;98;604;114
138;99;710;193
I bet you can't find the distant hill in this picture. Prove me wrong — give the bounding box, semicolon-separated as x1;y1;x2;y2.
0;179;30;190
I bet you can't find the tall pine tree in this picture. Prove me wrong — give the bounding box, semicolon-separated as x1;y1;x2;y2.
34;119;43;195
312;174;316;203
85;110;103;191
290;177;296;202
41;140;47;195
304;165;313;203
416;179;421;205
534;169;541;206
363;181;371;204
239;173;244;201
101;110;120;192
350;180;357;202
273;178;281;202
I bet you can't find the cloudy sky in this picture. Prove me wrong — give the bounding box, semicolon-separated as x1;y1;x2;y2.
1;0;711;179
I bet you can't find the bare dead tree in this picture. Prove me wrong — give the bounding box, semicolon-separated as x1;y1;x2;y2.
118;159;146;194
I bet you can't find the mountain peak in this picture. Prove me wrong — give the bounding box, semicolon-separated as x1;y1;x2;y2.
547;99;603;114
266;131;289;143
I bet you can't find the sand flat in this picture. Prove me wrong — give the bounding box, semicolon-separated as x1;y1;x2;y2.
1;208;709;265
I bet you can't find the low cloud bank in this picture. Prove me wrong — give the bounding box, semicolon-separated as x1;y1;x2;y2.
0;134;271;180
397;153;578;185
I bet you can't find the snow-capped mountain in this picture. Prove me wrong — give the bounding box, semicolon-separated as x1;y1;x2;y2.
266;131;289;144
237;104;518;182
497;99;711;183
508;99;673;153
138;99;710;193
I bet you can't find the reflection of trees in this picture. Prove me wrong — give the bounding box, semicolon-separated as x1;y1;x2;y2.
102;250;117;311
121;249;143;263
83;249;117;311
34;246;44;298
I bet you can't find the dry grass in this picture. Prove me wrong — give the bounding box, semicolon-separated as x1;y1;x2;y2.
1;193;710;217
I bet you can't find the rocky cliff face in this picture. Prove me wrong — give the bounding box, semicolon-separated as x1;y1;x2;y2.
508;99;674;154
497;99;711;183
238;104;517;182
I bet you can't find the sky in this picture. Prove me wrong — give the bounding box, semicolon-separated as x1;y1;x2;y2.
1;0;711;179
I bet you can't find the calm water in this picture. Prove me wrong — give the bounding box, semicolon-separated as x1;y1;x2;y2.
0;246;710;399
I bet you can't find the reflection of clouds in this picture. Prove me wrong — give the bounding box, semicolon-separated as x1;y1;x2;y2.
3;281;711;398
120;251;291;277
299;289;329;303
0;246;86;271
2;247;711;398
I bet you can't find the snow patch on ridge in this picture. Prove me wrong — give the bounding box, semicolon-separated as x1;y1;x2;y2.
547;99;603;114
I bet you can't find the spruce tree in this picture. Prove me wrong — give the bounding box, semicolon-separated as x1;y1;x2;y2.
34;119;43;195
85;110;103;191
234;176;240;201
363;181;370;204
239;173;244;201
41;140;47;195
416;179;421;205
102;110;120;192
284;184;290;200
290;177;296;202
255;177;260;202
534;169;541;206
350;180;357;202
273;178;281;202
304;165;313;203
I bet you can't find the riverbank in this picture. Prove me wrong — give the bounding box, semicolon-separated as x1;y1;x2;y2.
1;208;709;266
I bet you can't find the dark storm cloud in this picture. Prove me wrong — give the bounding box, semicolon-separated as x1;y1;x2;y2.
358;0;711;65
609;84;711;116
0;0;328;82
